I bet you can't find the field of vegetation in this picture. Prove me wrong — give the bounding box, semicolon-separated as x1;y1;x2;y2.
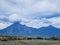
0;36;60;45
0;40;60;45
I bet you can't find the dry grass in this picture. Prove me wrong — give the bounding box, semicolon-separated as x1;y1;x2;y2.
0;40;60;45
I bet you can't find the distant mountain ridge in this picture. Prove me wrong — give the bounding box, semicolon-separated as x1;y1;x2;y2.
0;22;60;38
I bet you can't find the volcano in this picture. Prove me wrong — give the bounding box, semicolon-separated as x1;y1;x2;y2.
0;22;60;38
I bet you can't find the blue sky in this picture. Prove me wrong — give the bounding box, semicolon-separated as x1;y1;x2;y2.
0;0;60;29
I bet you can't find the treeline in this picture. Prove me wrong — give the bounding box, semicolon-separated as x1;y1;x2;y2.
0;36;60;41
45;37;60;40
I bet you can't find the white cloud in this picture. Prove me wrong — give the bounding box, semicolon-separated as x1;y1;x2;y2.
20;18;50;28
0;0;60;19
0;15;7;19
0;0;21;14
8;14;21;22
21;0;60;17
0;14;60;29
0;15;13;30
6;14;50;28
49;17;60;28
0;0;60;29
0;22;13;30
20;17;60;29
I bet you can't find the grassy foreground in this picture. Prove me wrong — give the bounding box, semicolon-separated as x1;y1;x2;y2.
0;40;60;45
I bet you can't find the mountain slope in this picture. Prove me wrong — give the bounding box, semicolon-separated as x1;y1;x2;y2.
0;22;36;36
0;22;60;37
